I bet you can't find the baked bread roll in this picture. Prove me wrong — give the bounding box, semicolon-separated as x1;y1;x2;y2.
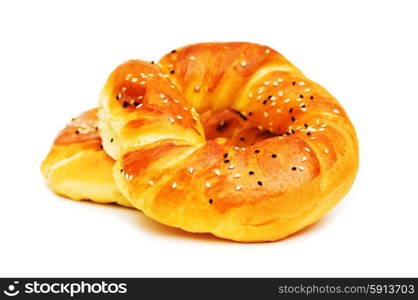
41;108;256;206
98;42;358;242
41;109;131;207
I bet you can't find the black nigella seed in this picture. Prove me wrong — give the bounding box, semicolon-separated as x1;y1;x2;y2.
223;153;228;158
209;199;213;204
171;49;177;53
151;61;155;64
120;169;124;173
116;93;122;100
224;160;230;163
272;154;277;158
285;132;290;136
307;132;311;136
289;108;293;113
249;112;253;116
267;95;272;100
304;123;308;128
292;167;297;171
257;181;263;186
291;116;296;122
75;130;79;134
170;70;175;74
291;129;295;134
249;171;255;175
123;101;128;108
310;96;314;100
254;149;260;153
292;81;296;85
240;137;245;141
299;95;304;98
110;138;114;143
262;100;267;105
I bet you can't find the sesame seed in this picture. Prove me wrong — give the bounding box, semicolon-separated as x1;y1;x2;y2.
333;109;340;114
304;88;311;92
299;81;305;86
176;115;183;120
264;81;270;86
188;167;194;174
174;99;180;103
235;185;242;191
149;180;154;185
228;165;235;169
299;166;305;171
284;98;290;103
324;148;329;154
160;93;165;99
301;156;307;162
171;182;177;189
263;112;269;118
241;61;247;67
205;181;211;188
129;175;133;181
194;85;201;92
305;147;311;152
278;91;283;97
116;93;122;100
233;174;241;178
131;77;138;83
189;55;196;61
169;116;175;123
140;81;146;85
265;49;271;54
214;169;221;176
163;99;169;104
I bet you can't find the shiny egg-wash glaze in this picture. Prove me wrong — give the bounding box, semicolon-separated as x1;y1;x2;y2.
41;108;262;206
41;109;131;207
98;42;358;242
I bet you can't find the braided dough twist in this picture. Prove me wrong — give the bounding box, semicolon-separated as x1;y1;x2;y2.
98;42;358;242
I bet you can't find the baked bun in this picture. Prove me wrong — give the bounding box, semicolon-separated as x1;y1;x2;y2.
41;109;131;207
41;108;253;207
98;42;358;242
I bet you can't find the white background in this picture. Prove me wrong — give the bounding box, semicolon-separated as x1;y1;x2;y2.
0;0;417;277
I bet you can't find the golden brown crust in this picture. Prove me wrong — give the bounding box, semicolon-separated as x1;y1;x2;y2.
41;109;131;207
98;42;358;242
